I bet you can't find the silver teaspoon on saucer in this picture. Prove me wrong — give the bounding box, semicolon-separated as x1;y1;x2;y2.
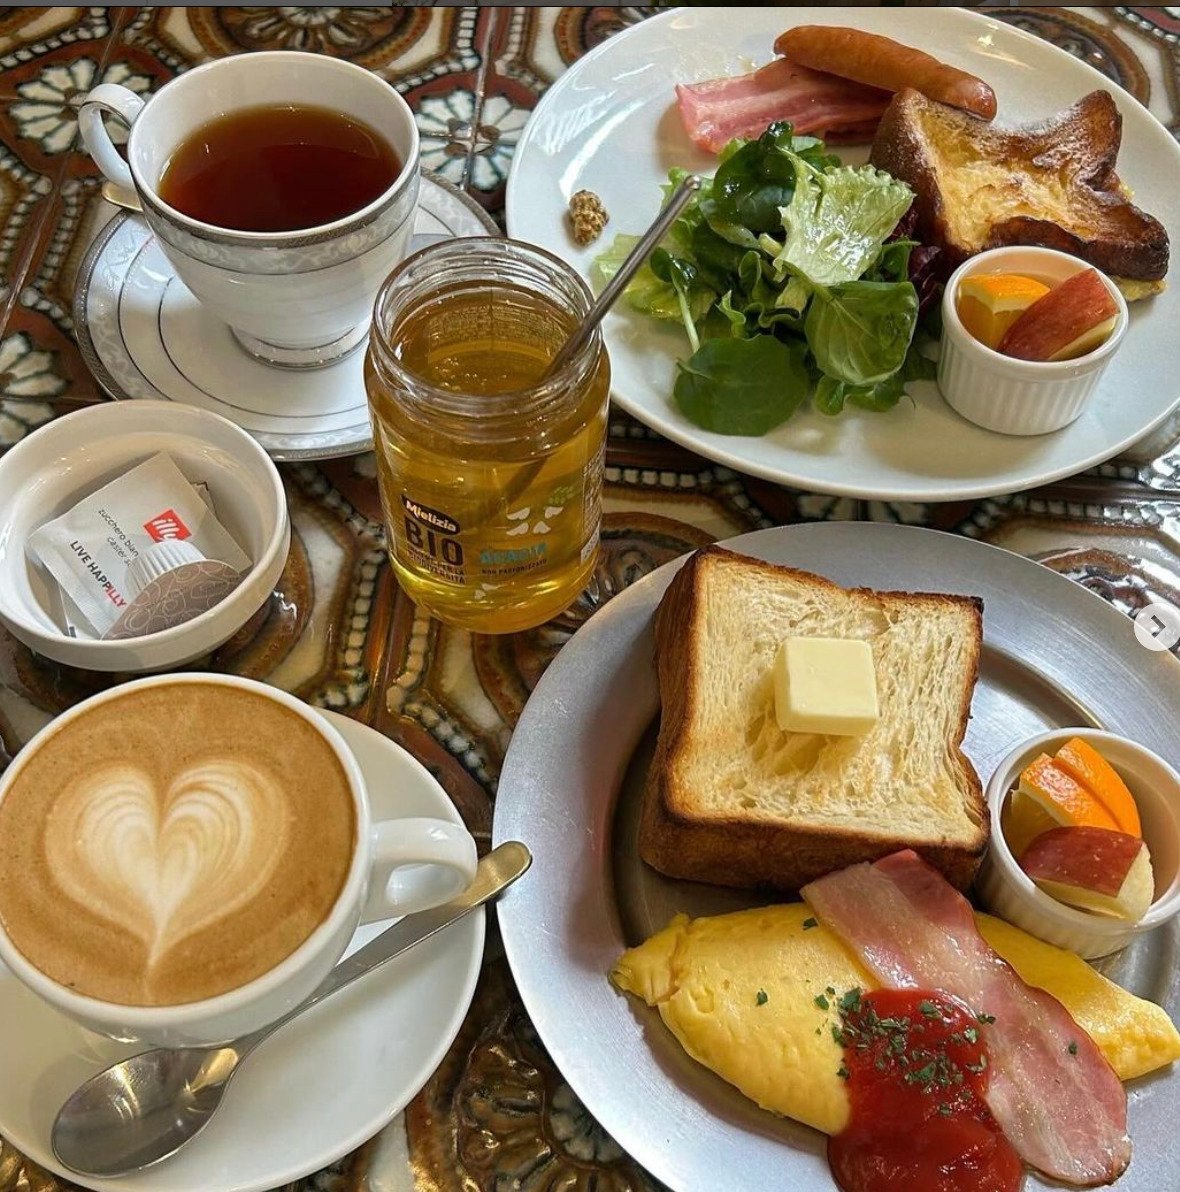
51;840;532;1179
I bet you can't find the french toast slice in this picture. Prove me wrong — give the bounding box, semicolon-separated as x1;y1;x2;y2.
870;88;1169;284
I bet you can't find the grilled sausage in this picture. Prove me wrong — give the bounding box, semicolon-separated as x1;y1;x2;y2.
775;26;997;120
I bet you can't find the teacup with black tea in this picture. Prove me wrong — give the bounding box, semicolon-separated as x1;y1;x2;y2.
78;51;421;368
159;104;402;234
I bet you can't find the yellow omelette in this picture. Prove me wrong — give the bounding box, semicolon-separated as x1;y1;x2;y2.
611;904;1180;1136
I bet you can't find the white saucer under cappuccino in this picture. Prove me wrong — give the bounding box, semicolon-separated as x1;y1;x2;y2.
0;674;477;1047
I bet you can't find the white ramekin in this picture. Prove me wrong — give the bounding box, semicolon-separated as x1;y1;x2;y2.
0;401;289;672
978;729;1180;959
939;246;1129;436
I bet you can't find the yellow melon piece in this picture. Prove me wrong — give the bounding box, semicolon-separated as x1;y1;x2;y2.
611;904;1180;1136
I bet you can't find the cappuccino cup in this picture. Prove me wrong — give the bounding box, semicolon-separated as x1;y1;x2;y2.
78;51;421;369
0;673;477;1048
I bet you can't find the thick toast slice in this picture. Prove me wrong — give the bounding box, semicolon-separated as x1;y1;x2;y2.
870;88;1169;283
640;547;987;893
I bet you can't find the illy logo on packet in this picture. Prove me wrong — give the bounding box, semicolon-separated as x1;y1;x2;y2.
144;509;192;542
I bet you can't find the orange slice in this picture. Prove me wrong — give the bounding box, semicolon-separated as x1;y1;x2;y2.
1054;737;1141;837
957;274;1051;350
1018;754;1121;831
1002;788;1060;858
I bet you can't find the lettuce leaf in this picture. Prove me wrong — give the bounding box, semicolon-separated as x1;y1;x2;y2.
592;233;714;325
804;279;919;387
698;121;839;249
593;122;923;434
814;344;935;416
673;336;810;435
772;162;913;289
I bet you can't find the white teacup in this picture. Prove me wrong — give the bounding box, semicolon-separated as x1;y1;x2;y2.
0;673;477;1048
79;51;421;369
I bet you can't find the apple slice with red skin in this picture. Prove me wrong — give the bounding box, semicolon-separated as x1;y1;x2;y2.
1019;826;1154;921
998;268;1119;362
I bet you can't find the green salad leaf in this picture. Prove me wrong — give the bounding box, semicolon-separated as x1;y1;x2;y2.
592;120;923;435
868;238;917;285
772;161;915;289
696;122;839;249
690;219;747;288
804;280;919;387
591;234;714;325
649;248;705;352
814;338;936;416
703;124;804;241
673;336;809;435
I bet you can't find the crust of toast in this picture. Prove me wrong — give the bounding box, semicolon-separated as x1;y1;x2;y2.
639;547;987;893
870;88;1169;282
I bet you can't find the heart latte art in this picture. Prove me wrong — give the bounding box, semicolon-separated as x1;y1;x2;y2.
0;682;356;1006
46;760;289;965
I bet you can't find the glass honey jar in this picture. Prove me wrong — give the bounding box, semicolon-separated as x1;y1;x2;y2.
365;237;610;634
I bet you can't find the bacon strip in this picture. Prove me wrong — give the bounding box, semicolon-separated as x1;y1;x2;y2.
675;58;890;154
802;850;1130;1187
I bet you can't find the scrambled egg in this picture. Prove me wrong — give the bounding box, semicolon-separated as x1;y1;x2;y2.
611;904;1180;1136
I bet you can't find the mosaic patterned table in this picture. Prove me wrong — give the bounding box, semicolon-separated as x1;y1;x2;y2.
1;6;1179;1190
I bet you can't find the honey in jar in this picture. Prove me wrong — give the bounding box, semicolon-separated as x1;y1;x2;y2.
365;237;610;634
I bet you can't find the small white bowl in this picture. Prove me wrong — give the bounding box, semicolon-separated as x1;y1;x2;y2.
0;401;289;672
939;246;1129;436
978;729;1180;959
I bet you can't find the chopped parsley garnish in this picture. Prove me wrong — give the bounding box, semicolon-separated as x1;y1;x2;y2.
802;917;818;930
1068;1040;1079;1056
837;1064;850;1080
976;1011;996;1024
814;993;830;1011
838;987;863;1014
831;990;995;1101
905;1060;938;1086
755;989;768;1006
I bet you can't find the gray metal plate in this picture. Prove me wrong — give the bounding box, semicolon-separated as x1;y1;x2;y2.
493;523;1180;1192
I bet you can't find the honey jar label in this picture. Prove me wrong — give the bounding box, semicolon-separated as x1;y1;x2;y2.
394;460;600;591
399;494;465;584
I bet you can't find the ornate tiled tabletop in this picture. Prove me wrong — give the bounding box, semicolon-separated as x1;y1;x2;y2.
1;6;1179;1191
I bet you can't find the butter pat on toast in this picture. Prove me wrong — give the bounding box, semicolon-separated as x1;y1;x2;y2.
640;548;987;892
870;88;1169;284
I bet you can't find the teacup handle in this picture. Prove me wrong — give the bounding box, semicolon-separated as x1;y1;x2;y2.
78;83;145;194
362;816;478;921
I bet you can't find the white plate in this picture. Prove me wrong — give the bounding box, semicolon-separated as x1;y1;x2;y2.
75;172;498;462
493;523;1180;1192
0;710;484;1192
505;7;1180;501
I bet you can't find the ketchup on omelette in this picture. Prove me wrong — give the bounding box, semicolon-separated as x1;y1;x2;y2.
828;989;1023;1192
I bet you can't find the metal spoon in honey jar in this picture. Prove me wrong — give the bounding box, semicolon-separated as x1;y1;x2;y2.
488;173;702;512
546;174;701;377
